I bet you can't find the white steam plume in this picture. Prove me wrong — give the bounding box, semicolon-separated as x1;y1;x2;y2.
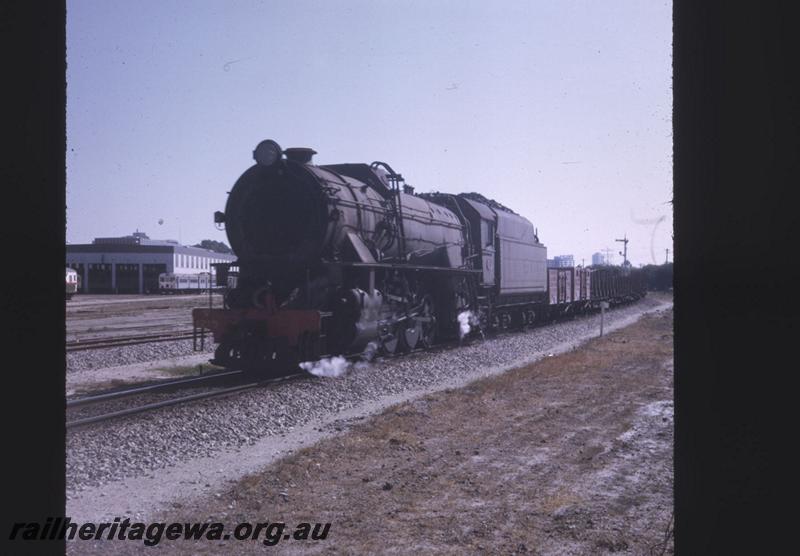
458;311;471;339
354;341;380;370
458;311;481;340
363;340;379;362
300;341;381;377
299;356;350;378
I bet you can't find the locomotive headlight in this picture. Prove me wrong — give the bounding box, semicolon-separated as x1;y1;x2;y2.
253;139;283;167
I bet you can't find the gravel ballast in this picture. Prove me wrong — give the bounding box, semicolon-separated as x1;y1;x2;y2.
67;340;215;374
67;296;670;511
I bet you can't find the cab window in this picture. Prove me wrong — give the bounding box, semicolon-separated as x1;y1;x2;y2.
480;220;494;248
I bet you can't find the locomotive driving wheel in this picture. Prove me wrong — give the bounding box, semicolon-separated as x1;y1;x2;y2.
403;319;422;351
418;295;437;348
379;323;402;355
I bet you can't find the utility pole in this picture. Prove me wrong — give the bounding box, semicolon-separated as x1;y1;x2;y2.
615;234;629;266
665;248;669;264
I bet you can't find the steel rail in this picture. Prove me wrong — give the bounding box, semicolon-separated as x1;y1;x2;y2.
68;330;197;344
65;298;647;429
66;370;243;408
66;331;196;351
66;374;302;430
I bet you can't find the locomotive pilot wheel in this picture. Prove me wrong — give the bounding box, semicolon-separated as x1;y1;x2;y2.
297;331;322;362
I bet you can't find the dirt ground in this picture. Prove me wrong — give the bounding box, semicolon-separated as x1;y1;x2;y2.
67;293;224;341
73;308;673;555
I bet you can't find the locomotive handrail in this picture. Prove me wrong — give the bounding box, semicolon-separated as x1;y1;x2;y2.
322;261;481;274
370;161;407;261
447;193;474;260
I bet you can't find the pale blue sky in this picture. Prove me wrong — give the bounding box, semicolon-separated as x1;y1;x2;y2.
67;0;672;266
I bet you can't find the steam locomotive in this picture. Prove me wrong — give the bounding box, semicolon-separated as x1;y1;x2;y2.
193;140;645;374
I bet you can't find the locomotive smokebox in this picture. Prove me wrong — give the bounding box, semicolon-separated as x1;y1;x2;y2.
223;160;328;272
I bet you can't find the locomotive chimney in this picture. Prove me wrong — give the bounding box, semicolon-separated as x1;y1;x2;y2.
284;147;317;164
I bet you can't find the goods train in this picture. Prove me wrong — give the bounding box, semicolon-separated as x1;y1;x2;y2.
193;140;646;374
66;267;79;299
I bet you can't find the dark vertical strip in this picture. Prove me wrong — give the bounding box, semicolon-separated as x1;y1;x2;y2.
0;1;66;554
674;2;798;552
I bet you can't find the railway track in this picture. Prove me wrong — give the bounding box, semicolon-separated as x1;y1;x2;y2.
66;330;197;351
65;338;421;430
66;371;302;429
65;306;623;430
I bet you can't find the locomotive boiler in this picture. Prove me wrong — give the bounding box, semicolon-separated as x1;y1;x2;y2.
221;142;466;306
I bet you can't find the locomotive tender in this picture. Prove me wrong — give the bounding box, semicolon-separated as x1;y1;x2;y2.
193;140;645;374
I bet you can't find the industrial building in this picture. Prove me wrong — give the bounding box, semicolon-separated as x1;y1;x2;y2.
66;231;236;294
592;252;609;266
552;255;575;268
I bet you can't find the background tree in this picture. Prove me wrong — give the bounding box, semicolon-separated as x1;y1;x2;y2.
193;239;232;254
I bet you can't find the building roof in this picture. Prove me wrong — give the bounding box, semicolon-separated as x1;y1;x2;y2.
68;231;235;258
